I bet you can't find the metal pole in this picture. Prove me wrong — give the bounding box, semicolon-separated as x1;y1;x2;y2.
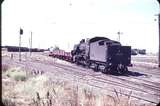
158;13;160;67
157;0;160;67
19;32;21;61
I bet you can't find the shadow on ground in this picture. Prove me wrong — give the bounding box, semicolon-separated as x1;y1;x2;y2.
75;64;148;77
124;71;147;76
111;70;147;77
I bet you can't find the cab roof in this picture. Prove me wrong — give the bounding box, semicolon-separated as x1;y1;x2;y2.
89;37;110;43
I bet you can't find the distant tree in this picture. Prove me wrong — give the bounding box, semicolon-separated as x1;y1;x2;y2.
54;45;60;50
49;46;54;52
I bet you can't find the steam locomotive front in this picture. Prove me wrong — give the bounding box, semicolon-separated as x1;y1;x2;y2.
71;39;89;65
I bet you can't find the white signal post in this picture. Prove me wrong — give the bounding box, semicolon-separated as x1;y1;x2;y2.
19;28;23;61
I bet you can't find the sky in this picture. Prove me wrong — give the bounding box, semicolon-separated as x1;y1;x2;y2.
2;0;160;53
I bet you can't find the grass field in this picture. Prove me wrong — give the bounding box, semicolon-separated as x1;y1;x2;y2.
2;64;150;106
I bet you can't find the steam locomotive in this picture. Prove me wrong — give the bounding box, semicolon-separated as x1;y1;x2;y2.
49;37;132;74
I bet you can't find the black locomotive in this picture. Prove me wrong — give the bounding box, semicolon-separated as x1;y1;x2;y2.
71;37;132;74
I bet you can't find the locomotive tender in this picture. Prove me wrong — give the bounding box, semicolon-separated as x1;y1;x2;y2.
49;36;132;74
71;37;131;74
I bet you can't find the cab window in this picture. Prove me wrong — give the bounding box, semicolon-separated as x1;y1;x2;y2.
99;41;104;46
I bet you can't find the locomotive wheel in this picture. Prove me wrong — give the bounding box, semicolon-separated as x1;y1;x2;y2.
117;64;128;75
82;61;86;67
123;66;128;74
111;66;118;75
93;64;99;72
101;66;109;74
85;60;90;68
75;59;79;65
101;68;108;74
116;65;122;75
101;68;105;73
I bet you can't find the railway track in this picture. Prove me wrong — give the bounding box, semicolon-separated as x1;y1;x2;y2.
2;56;160;104
29;58;160;104
48;60;160;93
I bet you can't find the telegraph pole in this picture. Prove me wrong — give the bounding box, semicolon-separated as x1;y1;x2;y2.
157;0;160;67
117;31;123;42
29;31;32;56
157;12;160;67
29;36;30;54
30;31;32;56
158;13;160;67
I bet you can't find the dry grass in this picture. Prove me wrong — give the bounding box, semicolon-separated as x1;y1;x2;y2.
2;65;153;106
2;64;10;72
4;67;27;81
2;98;16;106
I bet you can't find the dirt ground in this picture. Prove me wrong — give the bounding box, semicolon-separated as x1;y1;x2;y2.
2;51;160;106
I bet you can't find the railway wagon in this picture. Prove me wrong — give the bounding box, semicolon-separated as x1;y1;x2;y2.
64;52;72;61
49;49;72;62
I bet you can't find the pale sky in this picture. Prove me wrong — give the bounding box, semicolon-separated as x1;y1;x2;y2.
2;0;160;53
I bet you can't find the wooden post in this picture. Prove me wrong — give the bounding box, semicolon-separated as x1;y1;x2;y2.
29;37;30;55
29;31;32;56
30;31;32;56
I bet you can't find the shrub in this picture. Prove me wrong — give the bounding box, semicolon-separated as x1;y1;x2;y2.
5;67;27;81
2;98;16;106
2;64;10;72
14;75;26;81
